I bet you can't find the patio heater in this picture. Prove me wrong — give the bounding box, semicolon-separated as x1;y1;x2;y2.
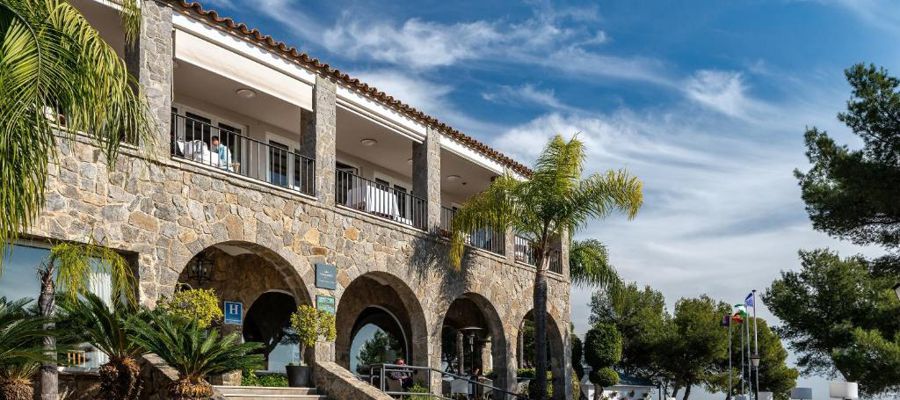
459;326;484;375
188;255;214;286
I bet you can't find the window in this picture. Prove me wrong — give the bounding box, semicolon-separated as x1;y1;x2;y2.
184;112;211;143
269;140;289;187
335;162;359;205
217;122;243;168
0;243;115;370
394;184;408;219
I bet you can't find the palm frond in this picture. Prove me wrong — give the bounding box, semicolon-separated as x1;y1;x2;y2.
47;242;137;306
128;311;264;380
0;0;153;264
573;169;643;223
449;174;523;268
569;239;621;289
0;297;53;367
57;292;146;361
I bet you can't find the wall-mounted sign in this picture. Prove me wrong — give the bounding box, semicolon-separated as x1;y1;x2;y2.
315;263;337;290
223;301;243;325
316;295;335;315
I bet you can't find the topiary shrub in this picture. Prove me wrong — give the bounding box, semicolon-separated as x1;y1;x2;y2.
589;367;618;388
289;305;336;366
157;287;223;328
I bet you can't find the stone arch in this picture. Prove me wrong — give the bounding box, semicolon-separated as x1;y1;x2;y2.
174;240;313;307
438;292;513;396
518;309;567;400
335;271;429;372
243;291;297;371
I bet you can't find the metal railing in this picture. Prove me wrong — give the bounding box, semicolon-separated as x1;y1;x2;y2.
170;113;315;196
439;207;506;256
336;170;427;230
514;236;563;274
368;363;526;399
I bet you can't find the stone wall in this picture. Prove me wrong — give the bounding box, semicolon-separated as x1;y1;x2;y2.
30;135;572;398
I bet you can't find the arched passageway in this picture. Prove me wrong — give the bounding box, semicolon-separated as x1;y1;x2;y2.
176;241;310;365
440;293;512;396
518;310;566;400
335;272;428;375
244;291;297;371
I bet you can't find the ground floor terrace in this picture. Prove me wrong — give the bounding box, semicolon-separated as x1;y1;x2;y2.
8;136;573;399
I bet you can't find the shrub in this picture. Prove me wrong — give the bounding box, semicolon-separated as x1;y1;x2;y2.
157;287;222;328
406;383;430;400
289;305;336;366
589;367;619;388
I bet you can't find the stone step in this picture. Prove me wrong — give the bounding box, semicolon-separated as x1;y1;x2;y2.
213;385;326;399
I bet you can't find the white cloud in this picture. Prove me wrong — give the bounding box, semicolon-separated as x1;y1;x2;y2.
482;84;573;111
812;0;900;32
683;70;767;119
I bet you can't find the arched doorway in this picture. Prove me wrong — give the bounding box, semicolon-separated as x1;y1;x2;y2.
244;291;297;372
440;293;512;395
175;242;310;365
518;310;566;400
335;272;428;375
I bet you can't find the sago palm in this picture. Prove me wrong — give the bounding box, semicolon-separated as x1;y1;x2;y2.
129;311;264;400
450;135;642;400
0;297;51;400
58;293;146;400
37;243;136;400
0;0;152;257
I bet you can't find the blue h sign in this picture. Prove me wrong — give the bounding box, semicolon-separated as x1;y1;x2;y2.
223;301;243;325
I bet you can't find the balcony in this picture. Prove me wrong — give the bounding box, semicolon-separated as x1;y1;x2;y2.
515;235;563;274
170;113;315;197
439;207;506;255
335;170;427;230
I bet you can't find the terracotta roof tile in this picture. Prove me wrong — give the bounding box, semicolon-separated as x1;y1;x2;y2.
168;0;532;176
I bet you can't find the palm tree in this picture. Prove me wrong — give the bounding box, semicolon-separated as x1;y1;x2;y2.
129;311;264;400
449;135;642;399
58;293;146;400
0;297;51;400
0;0;152;257
37;243;136;400
570;239;621;290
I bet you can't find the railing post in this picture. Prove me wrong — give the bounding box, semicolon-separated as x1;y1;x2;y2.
125;0;173;157
413;126;441;232
302;75;336;206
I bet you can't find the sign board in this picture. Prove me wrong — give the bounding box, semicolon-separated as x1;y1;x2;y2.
223;301;243;325
315;263;337;290
316;295;335;315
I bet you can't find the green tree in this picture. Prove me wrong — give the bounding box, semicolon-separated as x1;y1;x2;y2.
0;0;152;256
663;296;730;400
355;330;403;374
720;318;798;400
764;250;899;394
584;323;622;400
571;333;584;380
129;310;264;400
157;287;223;329
449;135;642;399
780;62;900;395
37;243;136;399
58;293;147;400
590;283;669;382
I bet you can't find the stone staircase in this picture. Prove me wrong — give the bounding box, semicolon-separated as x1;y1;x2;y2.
213;386;328;400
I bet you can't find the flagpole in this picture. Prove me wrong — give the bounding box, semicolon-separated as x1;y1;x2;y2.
745;311;752;400
752;290;760;400
740;316;745;398
728;319;733;400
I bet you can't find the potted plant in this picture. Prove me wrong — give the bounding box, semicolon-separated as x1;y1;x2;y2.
287;305;336;387
129;310;263;400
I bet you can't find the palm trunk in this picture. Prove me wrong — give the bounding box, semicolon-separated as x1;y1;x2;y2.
683;385;692;400
98;357;142;400
672;386;679;399
532;252;550;400
38;270;57;400
0;379;34;400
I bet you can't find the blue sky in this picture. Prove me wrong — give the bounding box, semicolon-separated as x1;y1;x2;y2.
202;0;899;398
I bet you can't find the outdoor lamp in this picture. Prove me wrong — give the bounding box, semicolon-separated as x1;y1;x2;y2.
750;353;760;368
188;255;213;286
893;283;900;302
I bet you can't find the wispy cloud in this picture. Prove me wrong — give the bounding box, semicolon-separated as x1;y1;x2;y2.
482;84;575;112
683;70;764;119
811;0;900;33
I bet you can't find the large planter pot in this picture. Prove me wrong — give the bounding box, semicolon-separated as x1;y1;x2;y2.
285;365;311;387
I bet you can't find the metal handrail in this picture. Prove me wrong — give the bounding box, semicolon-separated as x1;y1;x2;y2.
171;113;316;196
335;170;427;230
367;363;527;399
438;207;506;256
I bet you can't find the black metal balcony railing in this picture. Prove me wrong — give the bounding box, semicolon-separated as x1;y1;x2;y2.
336;170;427;230
515;235;563;274
171;113;315;196
439;207;506;255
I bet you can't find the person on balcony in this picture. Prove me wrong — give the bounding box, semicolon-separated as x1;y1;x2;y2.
210;136;232;171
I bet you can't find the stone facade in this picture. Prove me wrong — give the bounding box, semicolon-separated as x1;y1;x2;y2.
30;1;573;397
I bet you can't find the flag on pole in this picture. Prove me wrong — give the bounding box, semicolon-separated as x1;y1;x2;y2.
734;304;748;318
745;292;754;308
721;314;731;327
